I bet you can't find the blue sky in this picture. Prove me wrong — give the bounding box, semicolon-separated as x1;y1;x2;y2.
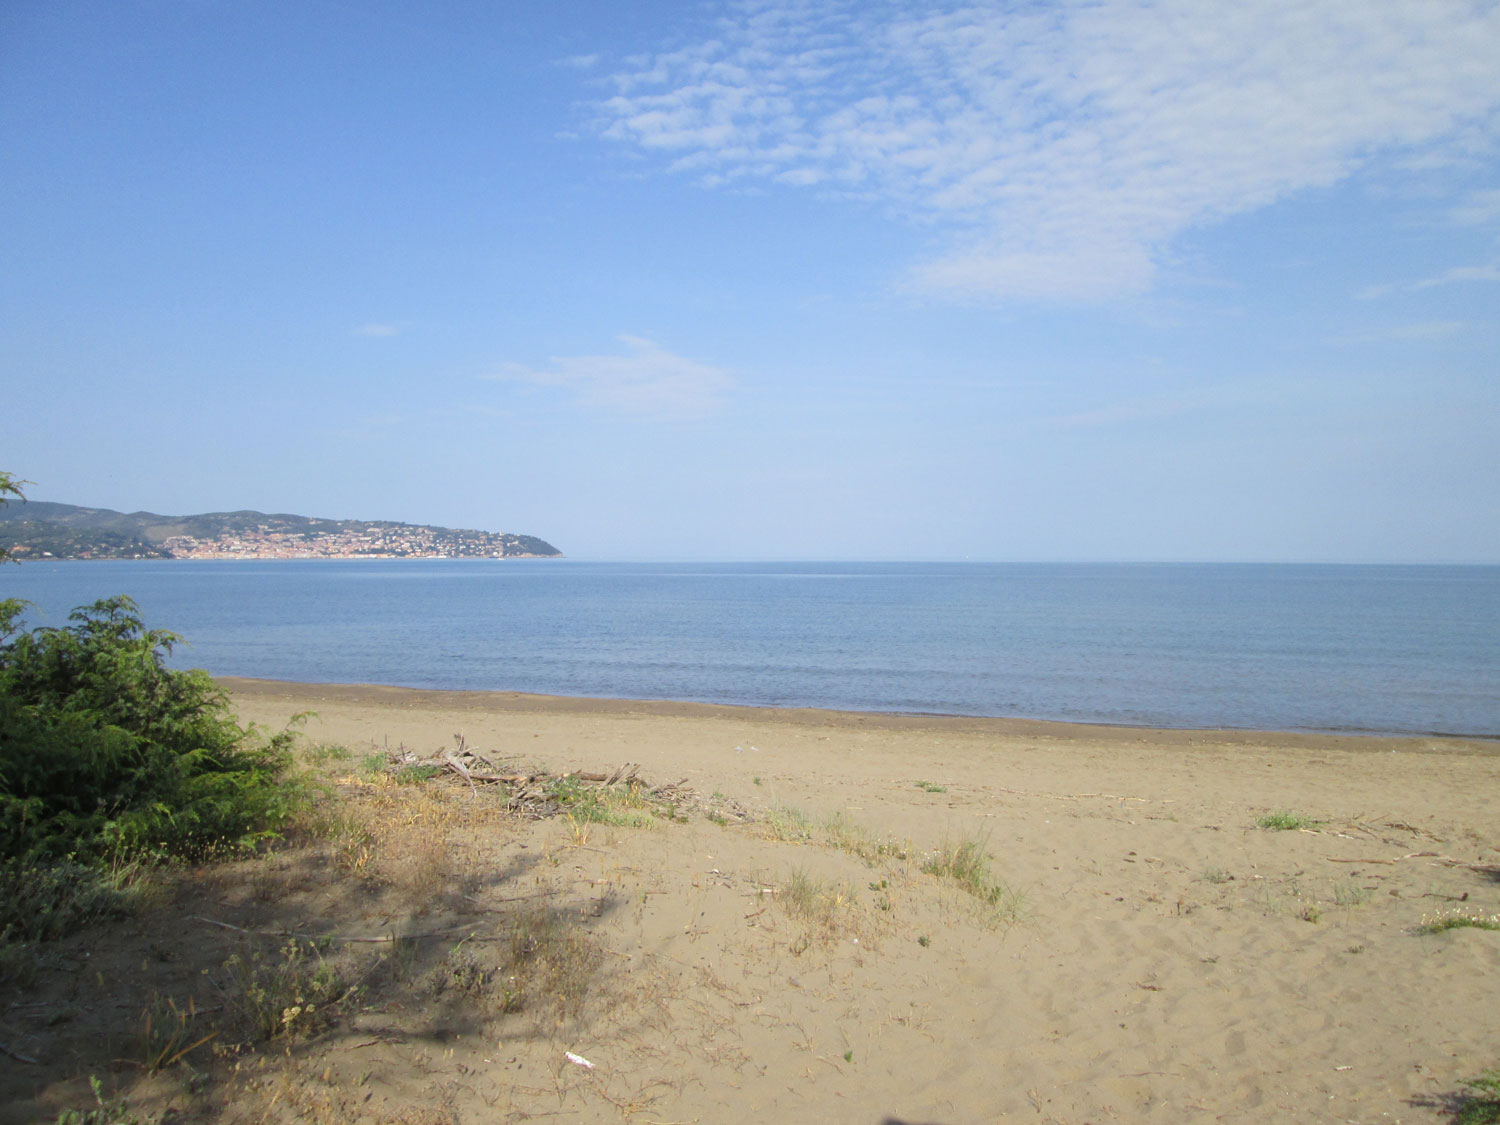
3;0;1498;561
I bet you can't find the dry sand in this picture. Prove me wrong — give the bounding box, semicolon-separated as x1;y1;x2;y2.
5;678;1498;1124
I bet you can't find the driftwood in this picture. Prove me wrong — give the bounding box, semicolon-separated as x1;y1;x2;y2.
366;736;697;820
441;749;476;794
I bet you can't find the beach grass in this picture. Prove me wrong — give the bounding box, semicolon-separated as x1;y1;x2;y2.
1417;910;1500;934
1256;810;1318;830
921;832;1024;922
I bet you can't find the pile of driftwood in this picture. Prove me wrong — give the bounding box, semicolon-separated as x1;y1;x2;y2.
370;734;726;820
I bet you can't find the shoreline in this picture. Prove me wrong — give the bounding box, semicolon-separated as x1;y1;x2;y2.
219;675;1500;753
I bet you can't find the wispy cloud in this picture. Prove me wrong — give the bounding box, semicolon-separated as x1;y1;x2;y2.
1052;394;1199;430
355;323;400;337
1358;261;1500;298
1413;263;1500;288
488;335;732;420
1452;187;1500;225
597;0;1500;303
1328;320;1466;344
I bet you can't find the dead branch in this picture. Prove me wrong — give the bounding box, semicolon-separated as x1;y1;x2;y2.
442;749;477;794
1326;852;1500;873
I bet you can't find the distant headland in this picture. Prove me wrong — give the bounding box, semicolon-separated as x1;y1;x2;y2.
0;501;561;561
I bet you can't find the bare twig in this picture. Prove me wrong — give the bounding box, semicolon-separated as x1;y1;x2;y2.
0;1039;38;1064
990;785;1158;803
1326;852;1500;873
192;916;487;944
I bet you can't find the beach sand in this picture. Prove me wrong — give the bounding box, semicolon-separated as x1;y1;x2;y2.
6;678;1498;1123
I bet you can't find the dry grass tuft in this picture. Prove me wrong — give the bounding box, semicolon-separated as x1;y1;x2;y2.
211;938;364;1042
762;805;909;863
497;906;605;1019
778;867;858;943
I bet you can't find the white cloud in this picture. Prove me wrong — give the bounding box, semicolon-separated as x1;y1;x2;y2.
1412;262;1500;287
356;323;399;337
1452;187;1500;225
488;335;733;420
1360;261;1500;297
597;0;1500;302
1328;320;1466;344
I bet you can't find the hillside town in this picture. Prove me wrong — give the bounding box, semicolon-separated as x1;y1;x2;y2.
161;525;551;559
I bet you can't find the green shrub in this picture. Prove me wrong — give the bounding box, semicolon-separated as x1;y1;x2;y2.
0;596;303;863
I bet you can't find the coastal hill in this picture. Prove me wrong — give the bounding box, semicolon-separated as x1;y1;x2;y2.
0;501;561;560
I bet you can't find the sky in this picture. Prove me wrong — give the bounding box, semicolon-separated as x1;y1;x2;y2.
2;0;1498;562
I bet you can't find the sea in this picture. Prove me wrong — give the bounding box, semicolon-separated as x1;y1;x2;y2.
4;560;1498;737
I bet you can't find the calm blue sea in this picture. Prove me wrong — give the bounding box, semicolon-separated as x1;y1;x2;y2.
4;560;1498;737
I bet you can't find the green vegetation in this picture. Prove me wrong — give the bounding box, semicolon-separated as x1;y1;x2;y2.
762;804;908;862
914;780;946;793
137;993;218;1073
0;595;302;863
1417;910;1500;934
780;867;855;931
922;832;1025;921
544;774;674;827
53;1076;140;1125
1456;1069;1500;1125
213;939;360;1042
763;803;816;842
1332;880;1372;908
1256;810;1318;830
1;471;306;981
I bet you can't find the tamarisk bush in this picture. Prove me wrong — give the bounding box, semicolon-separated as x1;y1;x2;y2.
0;595;301;863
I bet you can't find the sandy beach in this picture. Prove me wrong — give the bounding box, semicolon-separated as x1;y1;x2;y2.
6;678;1499;1123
